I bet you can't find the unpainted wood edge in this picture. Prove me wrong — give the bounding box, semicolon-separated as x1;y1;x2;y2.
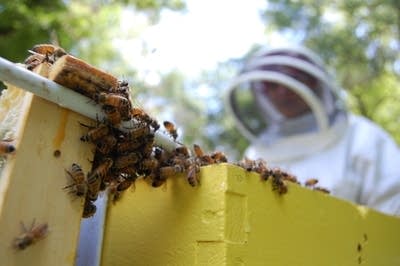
0;90;33;216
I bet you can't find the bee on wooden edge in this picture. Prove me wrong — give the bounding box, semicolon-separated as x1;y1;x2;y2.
13;219;48;250
0;139;16;156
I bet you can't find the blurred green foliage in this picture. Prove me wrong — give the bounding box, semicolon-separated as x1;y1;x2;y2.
0;0;185;62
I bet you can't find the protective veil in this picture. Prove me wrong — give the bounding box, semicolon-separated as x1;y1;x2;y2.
226;46;400;216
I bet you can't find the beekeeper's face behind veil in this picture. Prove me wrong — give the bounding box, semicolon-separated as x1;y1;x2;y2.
227;46;348;163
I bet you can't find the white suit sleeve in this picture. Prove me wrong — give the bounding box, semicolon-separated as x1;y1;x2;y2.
361;123;400;216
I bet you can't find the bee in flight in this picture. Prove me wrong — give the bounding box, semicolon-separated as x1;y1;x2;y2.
163;121;178;141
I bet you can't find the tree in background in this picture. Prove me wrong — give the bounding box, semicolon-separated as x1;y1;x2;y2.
0;0;185;61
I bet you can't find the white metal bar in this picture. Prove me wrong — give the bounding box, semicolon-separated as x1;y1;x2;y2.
76;195;108;266
0;56;178;151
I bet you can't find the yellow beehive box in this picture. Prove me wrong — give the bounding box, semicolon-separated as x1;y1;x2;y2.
102;163;400;266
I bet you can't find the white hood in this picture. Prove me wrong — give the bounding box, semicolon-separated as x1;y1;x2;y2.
226;45;349;161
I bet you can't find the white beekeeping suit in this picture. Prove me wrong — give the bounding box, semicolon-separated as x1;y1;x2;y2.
226;45;400;216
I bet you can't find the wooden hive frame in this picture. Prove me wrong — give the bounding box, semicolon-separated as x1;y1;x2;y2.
0;63;94;265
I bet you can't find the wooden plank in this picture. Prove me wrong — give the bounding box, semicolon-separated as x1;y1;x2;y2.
0;64;94;265
101;163;400;266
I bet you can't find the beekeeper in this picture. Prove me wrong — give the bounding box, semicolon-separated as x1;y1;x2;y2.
226;45;400;216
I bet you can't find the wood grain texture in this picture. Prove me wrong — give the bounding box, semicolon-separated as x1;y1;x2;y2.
48;55;118;98
0;64;94;266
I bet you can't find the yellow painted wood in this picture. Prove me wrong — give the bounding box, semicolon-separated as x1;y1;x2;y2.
0;65;94;265
101;163;400;266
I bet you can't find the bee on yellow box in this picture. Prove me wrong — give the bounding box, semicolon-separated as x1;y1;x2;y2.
163;121;178;141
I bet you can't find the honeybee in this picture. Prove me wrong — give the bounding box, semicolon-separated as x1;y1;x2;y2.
253;159;269;174
280;172;299;184
186;163;200;187
100;170;115;185
116;179;134;192
82;200;97;218
108;181;123;204
13;220;48;250
111;191;123;203
260;169;272;181
163;121;178;141
304;178;319;187
149;119;160;132
131;108;160;131
24;53;45;70
141;140;154;158
236;157;257;172
102;105;121;126
95;91;131;121
89;158;113;181
64;163;87;197
191;144;215;165
117;166;139;179
114;153;141;169
159;165;184;180
87;158;113;200
96;135;117;155
125;123;151;140
175;146;190;157
131;107;147;117
0;139;16;155
140;157;159;171
120;108;132;121
116;139;142;154
95;92;129;108
154;147;169;162
80;124;110;143
31;44;66;57
151;172;168;188
271;170;288;195
210;151;228;163
115;80;131;99
193;144;204;157
26;44;67;66
313;186;330;194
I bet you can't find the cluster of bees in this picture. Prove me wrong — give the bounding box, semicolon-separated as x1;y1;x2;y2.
9;44;329;250
69;119;230;218
234;157;330;195
24;44;232;218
